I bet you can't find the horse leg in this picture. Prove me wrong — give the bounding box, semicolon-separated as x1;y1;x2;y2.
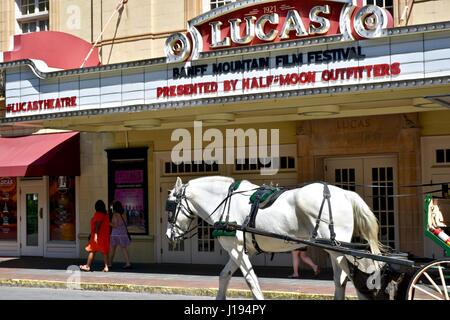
330;253;348;300
219;237;264;300
330;254;370;300
235;253;264;300
216;258;239;300
333;254;371;300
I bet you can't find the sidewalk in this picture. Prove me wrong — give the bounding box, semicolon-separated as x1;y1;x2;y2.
0;257;357;299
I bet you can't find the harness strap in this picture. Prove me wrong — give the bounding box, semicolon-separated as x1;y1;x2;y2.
218;181;242;223
250;197;264;255
325;184;337;242
311;183;336;244
243;187;278;260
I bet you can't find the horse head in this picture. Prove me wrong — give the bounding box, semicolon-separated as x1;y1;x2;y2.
165;177;197;242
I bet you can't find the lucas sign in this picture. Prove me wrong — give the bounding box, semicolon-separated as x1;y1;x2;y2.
165;0;393;62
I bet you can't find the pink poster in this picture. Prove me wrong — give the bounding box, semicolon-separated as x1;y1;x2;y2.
108;150;148;236
115;170;144;184
114;188;145;234
0;177;17;241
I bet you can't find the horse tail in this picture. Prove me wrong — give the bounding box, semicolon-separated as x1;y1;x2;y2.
344;190;385;255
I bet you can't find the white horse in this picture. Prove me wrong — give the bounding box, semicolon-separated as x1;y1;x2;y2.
165;176;383;300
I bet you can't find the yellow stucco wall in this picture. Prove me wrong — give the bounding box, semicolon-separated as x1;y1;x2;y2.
79;132;157;263
405;0;450;26
55;0;189;63
115;122;298;152
419;110;450;136
0;0;14;53
0;0;202;62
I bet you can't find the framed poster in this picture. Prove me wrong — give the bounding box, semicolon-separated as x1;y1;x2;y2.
0;177;17;241
49;176;76;241
106;148;149;235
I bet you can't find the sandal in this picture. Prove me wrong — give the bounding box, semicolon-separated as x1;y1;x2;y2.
102;267;109;272
122;264;132;270
288;274;299;279
314;267;321;277
79;265;90;272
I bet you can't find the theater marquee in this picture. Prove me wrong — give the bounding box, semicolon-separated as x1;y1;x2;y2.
165;0;393;62
1;1;450;121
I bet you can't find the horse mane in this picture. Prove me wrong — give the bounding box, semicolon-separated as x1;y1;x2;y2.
189;176;235;185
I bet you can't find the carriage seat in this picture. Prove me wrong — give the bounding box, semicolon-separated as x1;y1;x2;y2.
249;185;287;209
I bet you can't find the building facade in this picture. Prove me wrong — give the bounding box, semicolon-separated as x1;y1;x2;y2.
0;0;449;268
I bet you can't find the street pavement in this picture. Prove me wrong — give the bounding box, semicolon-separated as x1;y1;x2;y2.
0;257;357;299
0;286;221;300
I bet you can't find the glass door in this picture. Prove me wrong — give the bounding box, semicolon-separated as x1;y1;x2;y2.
191;217;229;265
20;181;46;256
363;157;398;249
325;156;398;248
160;182;191;263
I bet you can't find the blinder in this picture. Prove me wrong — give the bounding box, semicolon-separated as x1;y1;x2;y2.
165;184;196;240
166;199;178;223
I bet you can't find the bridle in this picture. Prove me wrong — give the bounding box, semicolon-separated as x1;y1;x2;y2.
166;181;259;241
166;183;198;240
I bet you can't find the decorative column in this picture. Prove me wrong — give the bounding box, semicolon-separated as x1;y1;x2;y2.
49;0;60;31
185;0;202;22
397;113;422;255
296;121;314;183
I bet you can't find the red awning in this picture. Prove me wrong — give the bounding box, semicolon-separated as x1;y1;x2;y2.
0;132;80;177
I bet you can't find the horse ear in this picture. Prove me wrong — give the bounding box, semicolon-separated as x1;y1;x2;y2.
175;177;183;191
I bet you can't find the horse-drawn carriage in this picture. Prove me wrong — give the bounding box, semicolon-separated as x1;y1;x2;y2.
165;176;450;300
407;195;450;300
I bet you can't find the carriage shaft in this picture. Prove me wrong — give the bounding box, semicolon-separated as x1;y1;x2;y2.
223;223;416;267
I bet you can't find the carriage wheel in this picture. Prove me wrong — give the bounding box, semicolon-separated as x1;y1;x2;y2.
407;259;450;300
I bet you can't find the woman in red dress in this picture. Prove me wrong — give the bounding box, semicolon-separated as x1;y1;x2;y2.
79;200;110;272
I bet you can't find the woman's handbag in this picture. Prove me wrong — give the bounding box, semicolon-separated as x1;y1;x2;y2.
119;214;132;241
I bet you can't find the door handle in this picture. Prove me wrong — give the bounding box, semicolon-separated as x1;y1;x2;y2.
39;208;43;219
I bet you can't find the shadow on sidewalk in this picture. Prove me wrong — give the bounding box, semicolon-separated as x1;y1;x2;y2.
0;256;333;280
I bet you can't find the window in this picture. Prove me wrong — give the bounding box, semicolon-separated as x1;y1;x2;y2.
365;0;394;16
197;219;215;252
107;148;149;236
371;166;396;249
49;176;76;241
334;168;356;192
39;19;49;31
0;177;18;241
38;0;49;12
20;0;35;15
164;160;219;175
16;0;49;34
234;156;296;172
436;149;450;164
209;0;236;10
